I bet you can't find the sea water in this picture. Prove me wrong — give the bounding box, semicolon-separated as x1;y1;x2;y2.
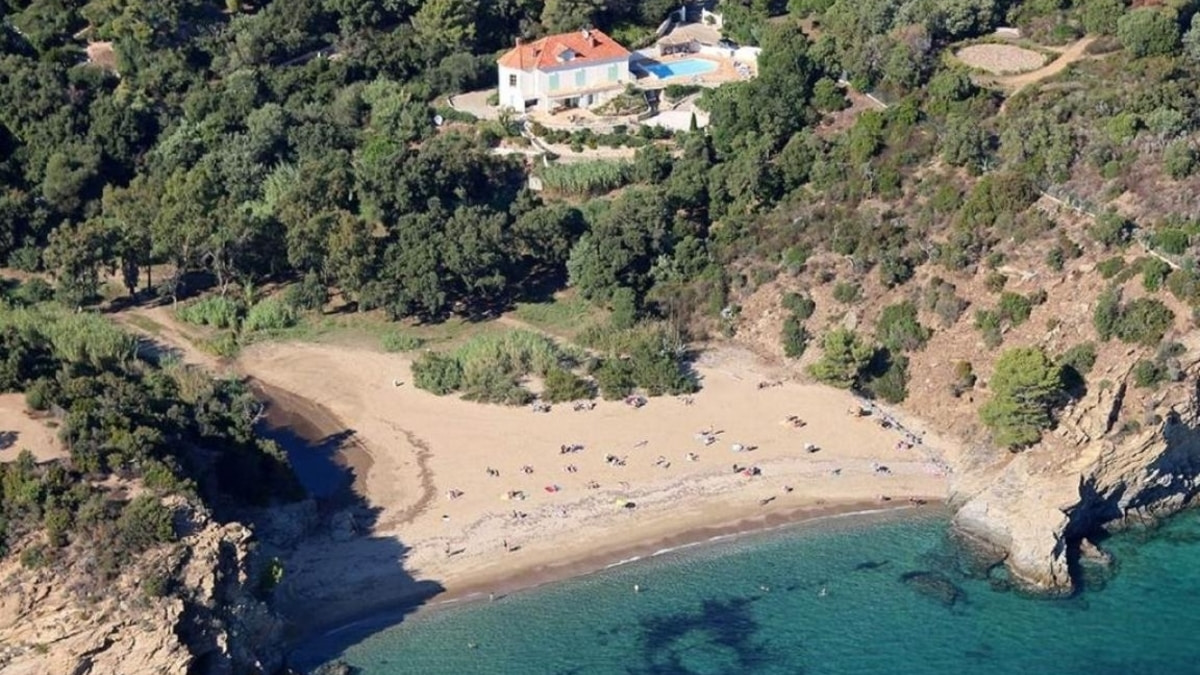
299;509;1200;674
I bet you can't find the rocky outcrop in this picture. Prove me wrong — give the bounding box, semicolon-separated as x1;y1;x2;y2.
0;504;288;675
952;362;1200;593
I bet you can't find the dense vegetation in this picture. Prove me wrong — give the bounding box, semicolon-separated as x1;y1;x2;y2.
4;0;1200;443
0;286;299;589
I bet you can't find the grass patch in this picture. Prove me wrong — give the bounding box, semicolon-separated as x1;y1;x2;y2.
511;295;606;339
124;314;165;336
381;330;425;352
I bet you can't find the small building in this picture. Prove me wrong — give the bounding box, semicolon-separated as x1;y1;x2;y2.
497;28;633;113
657;34;699;57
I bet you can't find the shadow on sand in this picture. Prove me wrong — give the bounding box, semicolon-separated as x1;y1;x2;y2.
252;381;445;672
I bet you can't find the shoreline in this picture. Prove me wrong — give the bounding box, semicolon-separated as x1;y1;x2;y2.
291;498;946;659
231;341;953;661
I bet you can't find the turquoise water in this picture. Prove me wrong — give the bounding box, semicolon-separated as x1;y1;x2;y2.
643;59;718;78
300;509;1200;674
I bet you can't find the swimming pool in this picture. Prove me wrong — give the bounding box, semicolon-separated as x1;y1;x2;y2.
641;58;718;79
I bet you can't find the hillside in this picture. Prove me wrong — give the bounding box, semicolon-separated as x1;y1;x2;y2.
4;0;1200;669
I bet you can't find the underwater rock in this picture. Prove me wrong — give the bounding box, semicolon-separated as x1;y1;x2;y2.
900;571;966;607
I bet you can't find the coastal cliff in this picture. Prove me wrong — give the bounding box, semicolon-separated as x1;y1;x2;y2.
952;354;1200;593
0;502;287;675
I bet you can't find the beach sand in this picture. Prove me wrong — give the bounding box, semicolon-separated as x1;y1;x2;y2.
0;393;65;464
236;342;952;636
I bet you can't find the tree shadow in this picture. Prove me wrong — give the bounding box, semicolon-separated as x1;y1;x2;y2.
0;430;17;450
249;381;446;672
130;335;185;365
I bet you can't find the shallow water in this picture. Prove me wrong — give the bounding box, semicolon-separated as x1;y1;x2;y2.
300;509;1200;674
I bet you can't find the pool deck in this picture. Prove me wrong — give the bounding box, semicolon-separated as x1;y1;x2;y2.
631;54;752;90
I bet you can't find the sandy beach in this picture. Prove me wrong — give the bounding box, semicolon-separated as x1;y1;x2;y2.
235;341;953;636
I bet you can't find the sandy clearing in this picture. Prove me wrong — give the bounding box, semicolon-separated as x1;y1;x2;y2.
237;341;952;632
956;44;1046;75
0;394;65;464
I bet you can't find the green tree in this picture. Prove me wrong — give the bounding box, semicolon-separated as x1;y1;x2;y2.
781;314;809;358
413;0;480;57
1163;140;1197;179
808;328;873;388
1117;9;1182;58
43;220;118;309
876;301;930;352
1081;0;1126;35
541;0;603;32
980;347;1064;448
1184;14;1200;61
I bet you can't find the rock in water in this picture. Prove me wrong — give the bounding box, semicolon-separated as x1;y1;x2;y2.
900;571;966;607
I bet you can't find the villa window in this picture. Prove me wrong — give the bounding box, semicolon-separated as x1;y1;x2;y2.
509;74;517;87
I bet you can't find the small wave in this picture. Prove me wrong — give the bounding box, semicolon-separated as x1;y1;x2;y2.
605;555;642;569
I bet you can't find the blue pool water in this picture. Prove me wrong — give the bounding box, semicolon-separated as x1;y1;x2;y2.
642;58;718;79
300;509;1200;674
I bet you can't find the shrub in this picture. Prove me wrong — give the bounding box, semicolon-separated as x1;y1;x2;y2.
875;301;930;352
781;246;811;274
412;352;464;395
1152;228;1190;256
952;360;976;397
1093;288;1122;341
781;292;816;320
808;328;873;388
116;496;176;553
1117;8;1182;58
242;298;298;332
177;296;241;329
284;272;328;311
11;279;54;306
781;315;809;358
256;557;285;598
979;347;1064;448
1045;247;1065;272
594;358;635;399
997;292;1033;327
1132;359;1165;388
974;309;1003;348
626;334;695;396
1115;297;1174;346
924;277;968;327
543;367;595;402
381;331;425;352
610;287;638;330
862;351;908;403
24;378;53;411
1142;258;1172;292
1096;257;1126;279
832;282;861;304
984;271;1008;293
1163;141;1198;180
1089;211;1132;248
1060;342;1098;376
1166;267;1200;306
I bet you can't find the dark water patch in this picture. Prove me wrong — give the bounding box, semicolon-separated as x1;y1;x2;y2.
252;380;358;501
853;559;890;571
636;596;781;675
899;571;966;608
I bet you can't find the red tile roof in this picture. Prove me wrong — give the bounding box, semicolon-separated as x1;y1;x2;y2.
498;29;630;71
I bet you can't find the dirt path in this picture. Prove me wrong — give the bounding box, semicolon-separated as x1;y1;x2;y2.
111;305;227;372
997;36;1096;96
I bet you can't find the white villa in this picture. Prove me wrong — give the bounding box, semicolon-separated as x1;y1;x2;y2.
497;28;633;113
